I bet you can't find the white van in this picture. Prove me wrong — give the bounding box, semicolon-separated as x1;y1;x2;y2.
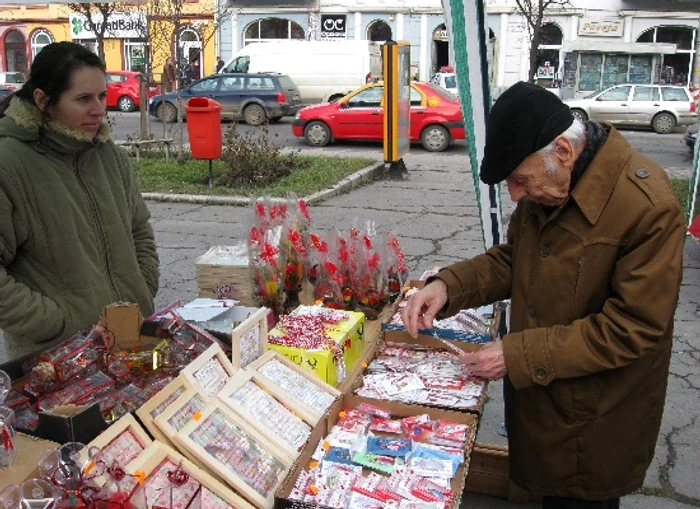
220;40;382;104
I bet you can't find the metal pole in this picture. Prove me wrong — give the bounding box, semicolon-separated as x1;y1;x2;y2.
209;159;213;189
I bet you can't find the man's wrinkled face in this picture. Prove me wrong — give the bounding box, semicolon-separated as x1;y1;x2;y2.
504;138;574;207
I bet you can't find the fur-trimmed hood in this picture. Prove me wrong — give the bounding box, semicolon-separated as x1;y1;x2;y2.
0;96;112;154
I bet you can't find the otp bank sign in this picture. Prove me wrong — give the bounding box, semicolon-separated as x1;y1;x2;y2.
321;15;347;40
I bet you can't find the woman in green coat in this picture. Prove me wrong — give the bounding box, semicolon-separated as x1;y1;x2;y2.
0;42;160;360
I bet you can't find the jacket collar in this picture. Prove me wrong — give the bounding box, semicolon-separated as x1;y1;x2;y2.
570;124;631;225
5;96;111;153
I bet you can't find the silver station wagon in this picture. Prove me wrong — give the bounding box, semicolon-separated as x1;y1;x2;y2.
564;84;697;134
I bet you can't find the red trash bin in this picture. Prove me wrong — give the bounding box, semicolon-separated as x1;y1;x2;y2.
185;97;222;160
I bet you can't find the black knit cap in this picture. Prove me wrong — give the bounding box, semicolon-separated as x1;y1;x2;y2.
480;82;574;185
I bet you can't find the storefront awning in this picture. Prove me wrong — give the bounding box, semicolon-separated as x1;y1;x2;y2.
562;40;677;55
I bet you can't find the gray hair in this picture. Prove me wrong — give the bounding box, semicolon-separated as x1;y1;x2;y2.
537;119;586;176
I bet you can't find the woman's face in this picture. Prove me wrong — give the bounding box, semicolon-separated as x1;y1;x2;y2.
41;66;107;136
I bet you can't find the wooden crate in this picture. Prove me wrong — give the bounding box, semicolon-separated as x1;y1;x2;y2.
465;443;540;503
196;245;255;306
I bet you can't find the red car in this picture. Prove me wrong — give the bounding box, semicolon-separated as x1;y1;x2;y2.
292;81;465;152
106;71;160;112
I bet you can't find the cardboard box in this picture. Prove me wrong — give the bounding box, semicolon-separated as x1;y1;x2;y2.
1;433;59;488
35;403;108;444
267;310;365;387
348;329;489;415
383;280;502;343
275;393;479;509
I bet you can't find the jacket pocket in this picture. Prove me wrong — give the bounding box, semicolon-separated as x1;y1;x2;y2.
547;374;603;423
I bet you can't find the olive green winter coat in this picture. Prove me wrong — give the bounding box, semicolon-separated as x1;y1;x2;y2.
0;98;159;358
434;126;685;500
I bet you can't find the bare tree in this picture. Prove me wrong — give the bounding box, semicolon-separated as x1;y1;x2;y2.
68;3;121;63
513;0;570;83
145;0;232;157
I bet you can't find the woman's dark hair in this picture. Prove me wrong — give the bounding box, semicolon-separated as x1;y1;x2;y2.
0;42;105;118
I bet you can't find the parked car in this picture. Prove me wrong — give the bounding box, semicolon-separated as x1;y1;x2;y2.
0;86;13;100
429;68;458;96
292;81;465;152
684;124;697;152
0;72;25;91
564;84;697;134
149;72;303;125
106;71;160;112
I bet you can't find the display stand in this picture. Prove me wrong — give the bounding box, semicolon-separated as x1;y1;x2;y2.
245;351;340;424
230;307;268;370
136;375;193;445
181;343;237;397
216;371;313;458
175;404;294;509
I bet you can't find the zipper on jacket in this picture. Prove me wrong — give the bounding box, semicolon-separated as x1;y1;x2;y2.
74;154;123;302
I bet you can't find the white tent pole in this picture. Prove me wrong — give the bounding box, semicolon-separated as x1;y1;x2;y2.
442;0;503;250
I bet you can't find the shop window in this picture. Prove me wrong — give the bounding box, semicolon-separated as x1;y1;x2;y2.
540;23;563;46
5;30;27;73
30;29;53;59
602;54;628;88
636;25;695;86
124;40;147;73
367;20;392;42
244;18;305;45
536;23;563;86
579;53;603;92
629;55;653;84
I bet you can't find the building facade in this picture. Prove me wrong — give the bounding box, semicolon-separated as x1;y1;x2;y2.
0;2;218;82
218;0;698;98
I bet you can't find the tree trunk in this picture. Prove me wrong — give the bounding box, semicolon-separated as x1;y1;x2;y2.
139;77;149;140
529;28;541;83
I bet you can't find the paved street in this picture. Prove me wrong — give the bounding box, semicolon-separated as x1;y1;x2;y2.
107;110;693;168
1;122;698;508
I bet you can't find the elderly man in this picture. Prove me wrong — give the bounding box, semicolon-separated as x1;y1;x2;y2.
402;82;685;509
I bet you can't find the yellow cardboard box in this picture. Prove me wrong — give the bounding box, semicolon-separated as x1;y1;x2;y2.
267;310;365;387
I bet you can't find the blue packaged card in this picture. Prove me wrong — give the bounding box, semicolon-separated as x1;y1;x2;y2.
366;436;412;457
325;446;354;466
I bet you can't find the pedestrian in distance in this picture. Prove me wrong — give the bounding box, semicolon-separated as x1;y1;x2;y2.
163;56;176;92
0;41;160;361
215;55;225;73
402;81;685;509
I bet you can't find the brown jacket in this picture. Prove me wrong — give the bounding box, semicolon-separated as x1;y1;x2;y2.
435;126;685;499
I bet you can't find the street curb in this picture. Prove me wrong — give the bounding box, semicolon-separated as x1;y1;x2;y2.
141;161;386;206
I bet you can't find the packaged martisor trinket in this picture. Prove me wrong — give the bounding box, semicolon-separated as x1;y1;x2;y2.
38;371;114;412
0;370;10;405
0;406;17;469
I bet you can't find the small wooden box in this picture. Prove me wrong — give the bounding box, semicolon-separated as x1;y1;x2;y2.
216;371;314;459
126;441;256;509
181;343;237;398
175;403;295;509
87;413;152;487
246;351;341;425
196;245;255;306
135;375;193;445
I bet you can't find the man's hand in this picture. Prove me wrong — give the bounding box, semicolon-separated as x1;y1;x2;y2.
401;280;448;338
460;341;507;380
